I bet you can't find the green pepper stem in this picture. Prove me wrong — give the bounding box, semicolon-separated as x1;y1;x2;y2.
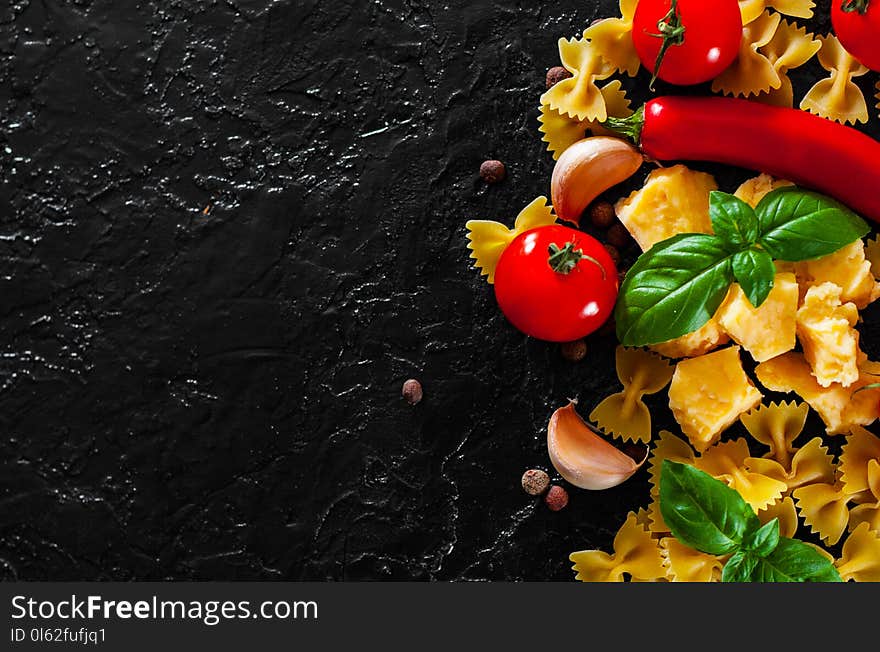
548;242;607;279
601;106;646;146
842;0;870;13
646;0;686;91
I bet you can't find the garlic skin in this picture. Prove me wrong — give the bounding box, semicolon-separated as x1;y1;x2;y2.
551;136;643;226
548;402;647;490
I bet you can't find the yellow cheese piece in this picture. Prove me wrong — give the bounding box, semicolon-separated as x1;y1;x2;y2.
649;316;729;359
794;241;880;309
668;347;763;452
796;283;861;388
716;272;798;363
733;173;794;208
614;165;717;252
755;352;880;435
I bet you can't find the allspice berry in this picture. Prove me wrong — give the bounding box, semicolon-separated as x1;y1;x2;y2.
402;379;423;405
546;66;573;89
545;485;569;512
521;469;551;496
607;223;633;249
589;201;617;229
603;243;621;267
560;339;588;362
480;159;506;184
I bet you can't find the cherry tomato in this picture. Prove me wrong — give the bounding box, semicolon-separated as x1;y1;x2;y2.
832;0;880;72
493;225;619;342
632;0;742;87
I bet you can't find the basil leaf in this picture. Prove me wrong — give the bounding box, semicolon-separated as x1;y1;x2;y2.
756;187;870;262
743;518;780;557
746;538;843;582
659;461;760;556
710;191;759;248
721;551;758;583
615;234;734;346
731;248;775;308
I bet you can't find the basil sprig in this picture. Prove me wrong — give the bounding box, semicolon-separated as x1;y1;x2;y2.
660;461;843;583
616;187;870;347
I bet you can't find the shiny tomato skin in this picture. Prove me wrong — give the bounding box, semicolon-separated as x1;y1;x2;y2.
832;1;880;72
632;0;742;86
493;226;619;342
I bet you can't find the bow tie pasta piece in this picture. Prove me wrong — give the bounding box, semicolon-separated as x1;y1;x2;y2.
740;401;809;465
465;197;556;284
801;34;869;125
668;347;763;453
712;11;782;98
793;481;857;546
739;0;815;24
758;496;800;538
659;538;724;583
793;241;880;310
541;36;615;122
589;347;674;444
695;439;788;512
583;0;641;76
615;165;718;252
538;81;633;160
747;437;836;494
836;522;880;582
646;431;696;534
570;511;667;582
753;19;821;107
755;352;880;435
734;174;794;208
848;460;880;534
840;427;880;496
716;272;798;363
796;283;862;389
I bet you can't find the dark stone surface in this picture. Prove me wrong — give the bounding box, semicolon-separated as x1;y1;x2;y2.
0;0;877;581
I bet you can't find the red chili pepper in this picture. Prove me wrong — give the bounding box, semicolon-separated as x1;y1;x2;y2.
604;96;880;222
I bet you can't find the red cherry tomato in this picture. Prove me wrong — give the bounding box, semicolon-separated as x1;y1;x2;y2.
631;0;742;87
832;0;880;72
493;225;619;342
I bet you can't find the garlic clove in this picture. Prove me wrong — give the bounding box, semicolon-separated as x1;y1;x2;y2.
551;136;643;226
548;401;648;490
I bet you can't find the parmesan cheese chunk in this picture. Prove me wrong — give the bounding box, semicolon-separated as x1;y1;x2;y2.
733;174;793;208
614;165;717;252
649;316;729;359
716;273;798;363
796;283;861;388
794;241;880;310
668;346;762;452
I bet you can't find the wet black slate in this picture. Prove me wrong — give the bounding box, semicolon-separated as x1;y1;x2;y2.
0;0;877;581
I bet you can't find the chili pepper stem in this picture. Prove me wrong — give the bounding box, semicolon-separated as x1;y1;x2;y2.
842;0;870;14
601;106;646;146
646;0;686;91
548;242;607;279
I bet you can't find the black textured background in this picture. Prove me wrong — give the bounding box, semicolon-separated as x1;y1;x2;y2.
1;1;877;581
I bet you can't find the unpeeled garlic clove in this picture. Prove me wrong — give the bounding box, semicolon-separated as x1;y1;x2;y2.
547;401;647;490
551;136;643;226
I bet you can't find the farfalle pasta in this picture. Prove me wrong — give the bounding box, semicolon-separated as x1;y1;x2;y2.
589;347;674;444
801;34;869;125
659;538;724;583
836;522;880;582
570;511;666;582
839;426;880;496
792;480;855;546
712;11;782;98
696;438;788;511
753;18;821;107
646;430;696;533
465;197;556;283
747;437;836;494
740;401;808;465
739;0;815;25
538;81;632;160
541;36;615;122
583;0;640;77
758;496;799;538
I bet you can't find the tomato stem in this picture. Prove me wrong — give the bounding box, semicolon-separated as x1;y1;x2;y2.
548;242;607;278
601;106;645;146
842;0;870;14
646;0;686;91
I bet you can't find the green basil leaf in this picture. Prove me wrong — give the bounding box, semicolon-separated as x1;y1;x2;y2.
615;234;734;346
710;191;759;248
756;187;870;262
742;518;780;557
731;248;776;308
746;538;843;582
659;460;760;556
721;551;758;583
